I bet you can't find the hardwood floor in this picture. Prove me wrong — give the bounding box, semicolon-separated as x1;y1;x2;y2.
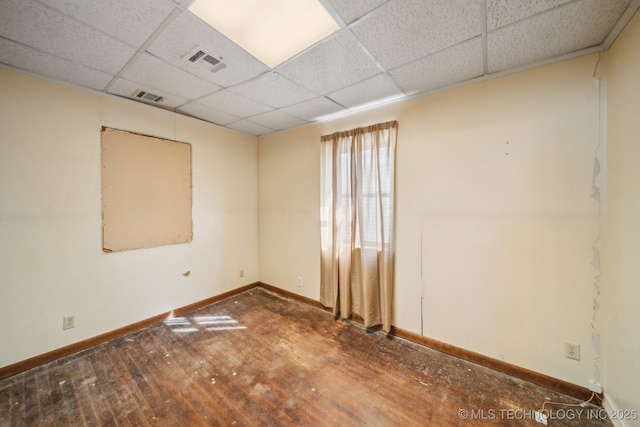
0;288;611;426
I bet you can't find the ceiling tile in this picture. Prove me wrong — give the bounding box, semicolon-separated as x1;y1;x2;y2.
351;0;482;70
323;0;389;24
488;0;630;73
197;89;272;117
146;11;269;88
328;73;403;108
279;97;346;121
122;53;220;99
230;73;318;109
178;102;239;126
486;0;572;31
0;0;136;74
1;0;634;136
248;110;308;131
390;37;483;95
107;77;189;108
37;0;177;47
277;30;382;95
0;38;113;91
226;120;274;136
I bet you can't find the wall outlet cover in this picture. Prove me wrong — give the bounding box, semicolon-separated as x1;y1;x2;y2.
565;342;581;360
63;315;75;330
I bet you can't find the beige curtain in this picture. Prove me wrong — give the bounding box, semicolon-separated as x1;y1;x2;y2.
320;121;397;332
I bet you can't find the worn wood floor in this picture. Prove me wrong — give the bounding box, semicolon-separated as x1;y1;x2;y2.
1;288;611;426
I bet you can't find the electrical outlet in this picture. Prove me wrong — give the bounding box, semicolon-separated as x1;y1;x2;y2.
565;342;580;360
63;315;75;330
239;269;244;278
296;276;302;287
589;380;602;393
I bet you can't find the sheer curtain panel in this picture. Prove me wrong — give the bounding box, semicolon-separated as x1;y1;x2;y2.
320;121;397;332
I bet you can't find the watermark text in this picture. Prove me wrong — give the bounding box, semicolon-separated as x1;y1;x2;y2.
457;407;638;421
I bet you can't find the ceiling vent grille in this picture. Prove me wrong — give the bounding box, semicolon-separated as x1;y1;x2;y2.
132;90;164;103
184;45;227;73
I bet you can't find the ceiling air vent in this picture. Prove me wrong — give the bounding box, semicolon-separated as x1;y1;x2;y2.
132;90;164;103
184;45;227;73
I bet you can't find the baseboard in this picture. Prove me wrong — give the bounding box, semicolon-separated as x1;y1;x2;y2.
390;326;600;404
259;282;327;310
0;282;260;381
257;281;601;405
603;394;630;427
1;280;602;406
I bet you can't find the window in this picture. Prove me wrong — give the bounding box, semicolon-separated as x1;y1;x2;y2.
320;121;397;332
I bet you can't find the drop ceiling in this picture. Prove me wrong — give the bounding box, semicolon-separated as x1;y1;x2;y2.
1;0;638;136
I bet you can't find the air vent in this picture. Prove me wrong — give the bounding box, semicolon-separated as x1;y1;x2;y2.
132;90;164;103
184;45;227;73
188;50;206;62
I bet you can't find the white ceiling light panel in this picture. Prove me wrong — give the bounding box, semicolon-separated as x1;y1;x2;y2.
188;0;340;68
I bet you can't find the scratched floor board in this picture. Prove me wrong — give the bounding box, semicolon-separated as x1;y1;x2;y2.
103;342;156;427
7;372;25;426
230;294;341;426
74;355;118;426
154;326;264;426
116;337;184;426
0;288;612;426
134;329;221;427
167;306;297;426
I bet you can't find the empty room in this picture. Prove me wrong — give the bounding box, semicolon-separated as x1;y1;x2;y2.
1;0;639;425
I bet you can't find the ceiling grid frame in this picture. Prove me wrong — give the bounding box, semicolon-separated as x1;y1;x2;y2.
0;0;637;136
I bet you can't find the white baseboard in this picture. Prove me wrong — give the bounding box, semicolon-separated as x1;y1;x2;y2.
603;394;629;427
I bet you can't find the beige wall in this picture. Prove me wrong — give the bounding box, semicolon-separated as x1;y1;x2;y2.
259;55;603;388
0;68;259;368
2;13;638;413
602;12;640;424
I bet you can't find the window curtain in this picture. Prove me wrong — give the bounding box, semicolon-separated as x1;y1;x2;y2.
320;121;397;332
